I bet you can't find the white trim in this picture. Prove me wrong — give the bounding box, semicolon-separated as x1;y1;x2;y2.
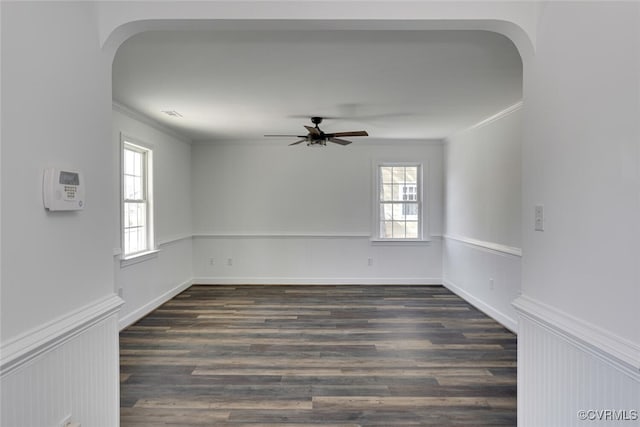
119;279;193;330
513;294;640;380
193;232;371;239
193;277;442;285
1;294;123;377
113;101;191;144
454;101;523;136
157;233;193;246
370;239;433;246
120;249;161;267
113;234;192;258
442;279;518;333
444;234;522;257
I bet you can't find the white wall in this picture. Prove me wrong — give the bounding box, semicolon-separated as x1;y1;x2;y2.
443;106;522;331
521;0;639;361
192;142;444;283
517;2;640;425
0;3;120;425
112;107;193;328
1;1;114;343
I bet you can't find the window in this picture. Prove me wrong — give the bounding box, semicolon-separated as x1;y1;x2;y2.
377;164;422;240
122;140;154;257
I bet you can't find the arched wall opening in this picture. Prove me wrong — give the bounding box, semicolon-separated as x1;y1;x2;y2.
107;17;531;337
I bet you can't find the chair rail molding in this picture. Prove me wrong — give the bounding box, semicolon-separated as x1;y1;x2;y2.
1;294;123;377
444;234;522;257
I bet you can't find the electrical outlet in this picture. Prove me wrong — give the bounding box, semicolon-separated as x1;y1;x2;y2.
489;278;494;290
209;258;214;266
59;415;71;427
534;205;544;231
367;257;373;266
227;258;233;266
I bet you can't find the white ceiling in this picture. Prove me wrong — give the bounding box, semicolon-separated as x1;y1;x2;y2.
113;30;522;143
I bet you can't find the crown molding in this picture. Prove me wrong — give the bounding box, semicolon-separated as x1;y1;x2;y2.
447;101;523;139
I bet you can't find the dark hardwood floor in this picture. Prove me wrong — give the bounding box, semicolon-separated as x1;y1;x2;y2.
120;285;517;426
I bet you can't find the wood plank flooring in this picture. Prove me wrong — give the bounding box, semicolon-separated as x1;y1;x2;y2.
120;285;517;426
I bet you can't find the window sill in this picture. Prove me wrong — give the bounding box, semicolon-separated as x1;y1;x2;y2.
370;238;432;246
120;249;160;268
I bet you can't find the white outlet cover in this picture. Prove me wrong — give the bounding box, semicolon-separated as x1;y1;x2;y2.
59;415;71;427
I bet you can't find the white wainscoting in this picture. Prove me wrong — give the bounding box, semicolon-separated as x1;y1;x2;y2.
192;234;443;285
442;236;521;332
0;295;122;427
514;295;640;427
116;236;194;330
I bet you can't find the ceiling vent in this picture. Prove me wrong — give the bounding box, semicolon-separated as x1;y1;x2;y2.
162;110;183;118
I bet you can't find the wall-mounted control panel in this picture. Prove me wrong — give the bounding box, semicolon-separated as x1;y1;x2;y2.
43;168;85;211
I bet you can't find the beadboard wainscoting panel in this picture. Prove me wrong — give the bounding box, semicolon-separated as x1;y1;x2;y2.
515;297;640;427
193;234;443;285
1;300;121;427
442;236;521;332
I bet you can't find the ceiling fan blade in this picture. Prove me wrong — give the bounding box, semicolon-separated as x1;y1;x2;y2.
304;125;320;135
289;139;307;146
328;137;352;146
329;130;369;137
264;134;307;137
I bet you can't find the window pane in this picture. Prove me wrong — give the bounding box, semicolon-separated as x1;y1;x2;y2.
392;203;404;220
138;204;146;229
381;221;393;239
392;221;406;238
125;203;134;227
137;225;147;252
128;227;138;254
406;221;419;238
133;151;142;176
381;184;393;201
403;202;419;219
133;178;141;200
124;149;134;175
405;167;417;184
392;167;405;184
124;176;135;200
392;184;404;201
380;167;392;184
380;203;393;220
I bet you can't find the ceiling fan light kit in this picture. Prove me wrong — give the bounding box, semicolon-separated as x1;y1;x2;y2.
265;116;369;147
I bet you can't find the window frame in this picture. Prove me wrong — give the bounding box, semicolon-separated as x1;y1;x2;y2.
121;135;155;260
372;161;430;243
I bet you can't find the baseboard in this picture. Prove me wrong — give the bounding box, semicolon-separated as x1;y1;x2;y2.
442;279;518;333
1;294;123;377
119;278;193;330
192;277;442;285
513;294;640;379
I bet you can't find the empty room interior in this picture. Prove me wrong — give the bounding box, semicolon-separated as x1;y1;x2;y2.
1;2;639;427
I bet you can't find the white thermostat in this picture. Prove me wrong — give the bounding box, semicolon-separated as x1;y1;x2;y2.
43;168;85;211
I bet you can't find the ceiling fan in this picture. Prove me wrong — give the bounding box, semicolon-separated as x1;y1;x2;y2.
265;117;368;146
